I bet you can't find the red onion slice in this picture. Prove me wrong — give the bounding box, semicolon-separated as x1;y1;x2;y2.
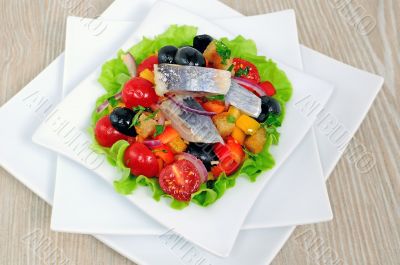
96;101;109;113
233;77;266;97
96;92;123;113
167;95;216;116
143;140;162;148
176;153;208;183
121;53;137;77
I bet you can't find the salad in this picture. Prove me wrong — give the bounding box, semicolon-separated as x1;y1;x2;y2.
90;25;292;209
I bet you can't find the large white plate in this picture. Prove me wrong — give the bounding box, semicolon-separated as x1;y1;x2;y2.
50;9;333;235
0;0;383;264
32;1;333;257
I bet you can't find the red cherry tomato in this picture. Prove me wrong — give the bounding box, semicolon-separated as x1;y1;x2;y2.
259;81;276;96
124;142;159;177
159;159;201;201
213;137;245;176
151;144;175;164
137;55;158;74
95;116;133;147
122;77;158;108
232;58;260;84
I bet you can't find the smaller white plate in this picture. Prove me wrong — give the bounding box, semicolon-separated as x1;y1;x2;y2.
32;2;333;257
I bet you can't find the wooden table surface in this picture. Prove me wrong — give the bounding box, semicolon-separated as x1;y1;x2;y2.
0;0;399;264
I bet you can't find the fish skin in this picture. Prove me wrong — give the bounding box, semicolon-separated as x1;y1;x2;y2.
159;96;223;143
154;64;231;96
225;81;262;117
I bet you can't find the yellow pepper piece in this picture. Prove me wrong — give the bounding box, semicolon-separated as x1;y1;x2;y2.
231;126;246;145
227;106;241;120
236;114;260;135
139;69;155;84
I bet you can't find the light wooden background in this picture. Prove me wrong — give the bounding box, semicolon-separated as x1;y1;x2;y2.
0;0;399;264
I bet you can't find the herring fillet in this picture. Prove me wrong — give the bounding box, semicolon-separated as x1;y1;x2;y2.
159;96;223;143
225;81;262;117
154;64;231;96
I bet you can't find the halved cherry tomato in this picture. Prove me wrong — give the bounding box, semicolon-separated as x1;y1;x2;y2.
259;81;276;96
155;125;179;144
232;58;260;84
151;144;175;164
159;159;201;201
94;116;133;147
202;100;225;114
124;142;159;177
137;55;158;74
122;77;158;108
213;136;245;176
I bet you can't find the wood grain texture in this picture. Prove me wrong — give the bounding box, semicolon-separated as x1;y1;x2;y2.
0;0;399;264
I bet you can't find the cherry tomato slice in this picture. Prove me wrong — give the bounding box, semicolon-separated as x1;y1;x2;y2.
159;159;201;201
137;55;158;74
95;116;133;147
122;77;158;108
259;81;276;96
124;142;159;177
232;58;260;84
151;144;175;165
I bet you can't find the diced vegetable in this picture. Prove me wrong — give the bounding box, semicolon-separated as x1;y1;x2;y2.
202;100;225;114
236;114;260;135
135;113;157;138
227;106;241;120
259;81;276;96
139;69;155;84
155;125;180;144
244;127;267;154
167;136;187;154
212;137;244;176
151;144;175;164
212;112;236;138
231;126;246;145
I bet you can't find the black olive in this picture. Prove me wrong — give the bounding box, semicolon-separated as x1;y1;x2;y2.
186;143;217;171
109;107;137;136
158;45;178;64
256;96;282;123
193;34;213;53
174;46;206;67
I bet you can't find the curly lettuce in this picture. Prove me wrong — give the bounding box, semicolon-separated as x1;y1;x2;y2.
91;25;293;209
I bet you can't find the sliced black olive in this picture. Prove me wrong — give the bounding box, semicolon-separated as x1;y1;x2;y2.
193;34;213;53
256;96;282;123
174;46;206;67
186;143;217;171
158;45;178;64
109;107;137;136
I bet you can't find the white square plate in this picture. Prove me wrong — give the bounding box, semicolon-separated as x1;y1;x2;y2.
0;0;383;264
32;1;333;257
50;9;333;235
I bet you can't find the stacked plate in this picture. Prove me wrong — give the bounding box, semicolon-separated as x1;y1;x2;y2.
0;0;383;264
